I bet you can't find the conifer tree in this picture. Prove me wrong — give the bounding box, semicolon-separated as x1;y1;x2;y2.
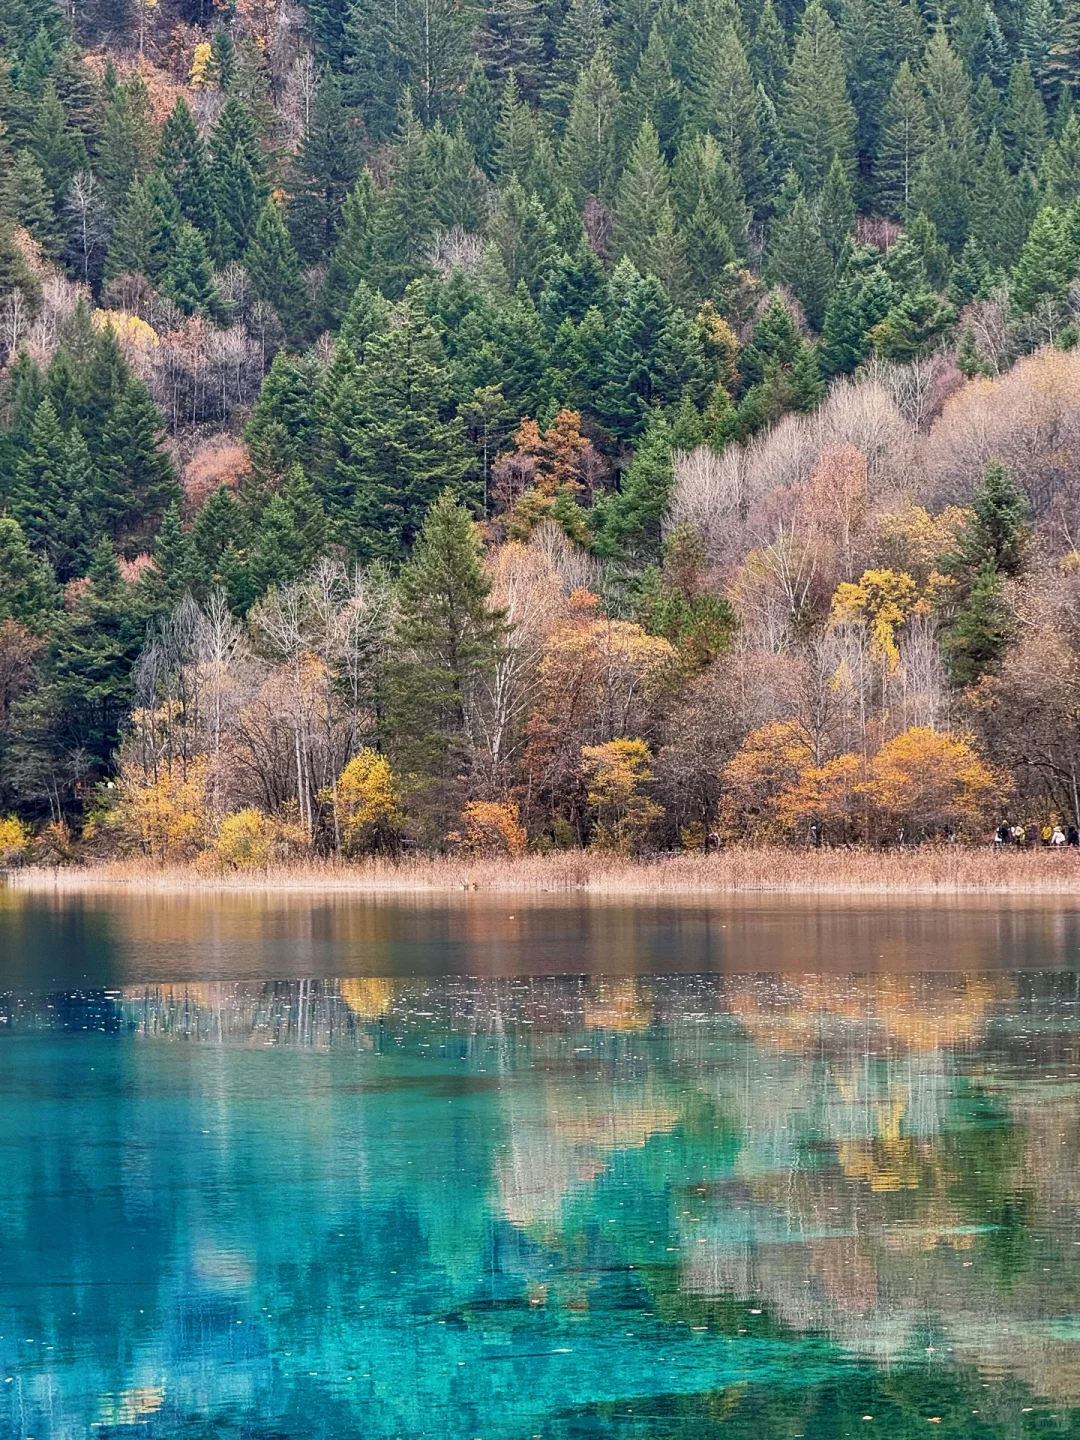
551;0;607;118
560;49;621;202
369;105;436;295
245;198;305;337
479;0;546;103
319;170;378;326
819;155;856;261
1048;2;1080;101
288;72;362;262
697;24;766;206
30;80;86;203
156;97;215;236
385;490;503;813
251;495;308;592
769;186;834;329
876;60;929;218
1;150;60;255
459;59;498;174
615;117;672;273
140;500;205;614
346;291;472;559
192;486;250;580
1011;203;1073;314
11;394;66;561
96;74;156;219
750;0;788;100
623;24;684;158
163;221;225;319
1039;111;1080;204
781;0;857;191
0;515;56;628
101;379;179;541
1006;59;1048;170
593;411;674;559
970;130;1027;271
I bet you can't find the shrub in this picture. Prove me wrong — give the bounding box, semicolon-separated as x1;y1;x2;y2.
459;800;528;856
0;816;30;865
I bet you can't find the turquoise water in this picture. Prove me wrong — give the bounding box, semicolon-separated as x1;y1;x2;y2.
3;896;1080;1437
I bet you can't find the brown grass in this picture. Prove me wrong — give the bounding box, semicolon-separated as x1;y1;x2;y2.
7;846;1080;896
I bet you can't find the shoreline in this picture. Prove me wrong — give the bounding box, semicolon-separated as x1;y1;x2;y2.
6;847;1080;897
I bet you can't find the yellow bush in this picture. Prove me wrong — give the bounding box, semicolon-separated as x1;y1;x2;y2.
214;809;275;869
0;816;30;864
331;749;401;854
460;800;528;856
112;760;208;862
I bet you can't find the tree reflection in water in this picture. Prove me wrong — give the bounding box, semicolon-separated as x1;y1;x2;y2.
1;969;1080;1438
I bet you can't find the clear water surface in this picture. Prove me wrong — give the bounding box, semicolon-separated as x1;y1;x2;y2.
2;891;1080;1438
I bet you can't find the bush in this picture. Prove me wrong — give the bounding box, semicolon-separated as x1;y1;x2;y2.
214;809;275;869
0;816;30;865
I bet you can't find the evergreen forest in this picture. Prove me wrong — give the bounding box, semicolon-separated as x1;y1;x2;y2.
4;0;1080;859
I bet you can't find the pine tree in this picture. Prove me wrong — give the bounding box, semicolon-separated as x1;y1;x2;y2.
288;71;362;262
280;465;330;565
251;495;308;592
560;48;621;202
751;0;788;100
479;0;546;104
385;489;503;811
101;379;179;541
246;351;320;485
156;97;215;236
696;24;765;207
876;60;929;218
781;0;857;192
96;73;156;219
163;221;224;319
369;105;436;296
345;290;472;559
768;196;832;330
245;198;305;337
614;117;672;272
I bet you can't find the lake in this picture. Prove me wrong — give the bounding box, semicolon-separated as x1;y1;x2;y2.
2;890;1080;1438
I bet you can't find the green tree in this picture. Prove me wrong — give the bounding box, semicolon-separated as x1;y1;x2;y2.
1011;203;1074;315
288;71;362;262
0;515;56;627
614;117;672;272
30;80;86;203
781;0;857;192
876;60;929;218
156;97;215;236
245;197;305;337
162;221;224;319
139;500;205;614
769;187;833;329
560;48;621;202
592;410;673;559
385;490;504;829
100;379;179;542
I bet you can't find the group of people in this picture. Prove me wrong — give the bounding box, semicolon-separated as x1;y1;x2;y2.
994;822;1080;847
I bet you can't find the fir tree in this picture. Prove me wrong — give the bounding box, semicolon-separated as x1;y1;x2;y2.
614;117;672;273
1011;203;1073;314
970;130;1027;270
251;495;308;592
245;198;305;337
623;24;683;158
458;59;498;176
1039;111;1080;204
551;0;607;118
100;379;179;541
768;187;833;329
163;221;225;319
1047;2;1080;101
140;500;204;614
750;0;788;100
781;0;857;192
385;490;503;815
288;71;362;262
30;80;86;203
319;169;378;326
11;395;66;563
593;411;674;559
156;97;215;237
876;60;929;218
560;49;621;202
0;149;59;255
0;515;56;628
819;155;856;261
1006;59;1048;170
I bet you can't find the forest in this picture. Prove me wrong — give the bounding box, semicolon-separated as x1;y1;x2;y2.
3;0;1080;862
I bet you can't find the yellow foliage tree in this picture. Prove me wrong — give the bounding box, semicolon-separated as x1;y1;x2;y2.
458;800;528;856
0;816;30;864
722;722;815;838
857;727;1004;836
189;41;213;87
331;749;401;854
771;753;866;838
830;568;921;670
112;760;208;862
580;738;662;852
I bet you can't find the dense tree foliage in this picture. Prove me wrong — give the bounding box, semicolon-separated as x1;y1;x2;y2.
4;0;1080;854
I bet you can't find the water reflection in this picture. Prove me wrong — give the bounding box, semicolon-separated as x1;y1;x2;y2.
1;966;1080;1436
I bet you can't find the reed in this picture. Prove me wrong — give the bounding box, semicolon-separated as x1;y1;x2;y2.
7;846;1080;895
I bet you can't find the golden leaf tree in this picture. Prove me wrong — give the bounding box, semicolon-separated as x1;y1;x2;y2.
580;738;662;852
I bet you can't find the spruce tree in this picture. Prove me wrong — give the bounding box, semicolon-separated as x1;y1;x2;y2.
876;60;929;218
245;198;305;338
1039;111;1080;204
319;169;377;326
385;490;503;815
0;515;56;627
593;411;674;559
750;0;788;101
140;500;205;614
970;130;1027;271
623;24;684;158
288;71;362;262
30;80;86;203
551;0;607;118
251;495;308;592
1011;203;1073;314
696;24;765;205
1006;59;1048;170
781;0;857;191
819;155;856;261
11;394;66;561
156;97;215;236
458;59;498;176
1;150;60;255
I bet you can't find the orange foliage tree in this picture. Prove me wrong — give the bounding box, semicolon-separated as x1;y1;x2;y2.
857;727;1004;837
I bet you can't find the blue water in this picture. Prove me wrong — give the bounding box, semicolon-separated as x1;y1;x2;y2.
2;894;1080;1438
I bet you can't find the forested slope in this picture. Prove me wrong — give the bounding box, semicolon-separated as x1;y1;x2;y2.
1;0;1080;859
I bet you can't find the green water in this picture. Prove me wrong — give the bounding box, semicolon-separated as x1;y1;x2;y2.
2;894;1080;1438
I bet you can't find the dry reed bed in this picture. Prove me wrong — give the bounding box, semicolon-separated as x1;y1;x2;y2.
6;847;1080;896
